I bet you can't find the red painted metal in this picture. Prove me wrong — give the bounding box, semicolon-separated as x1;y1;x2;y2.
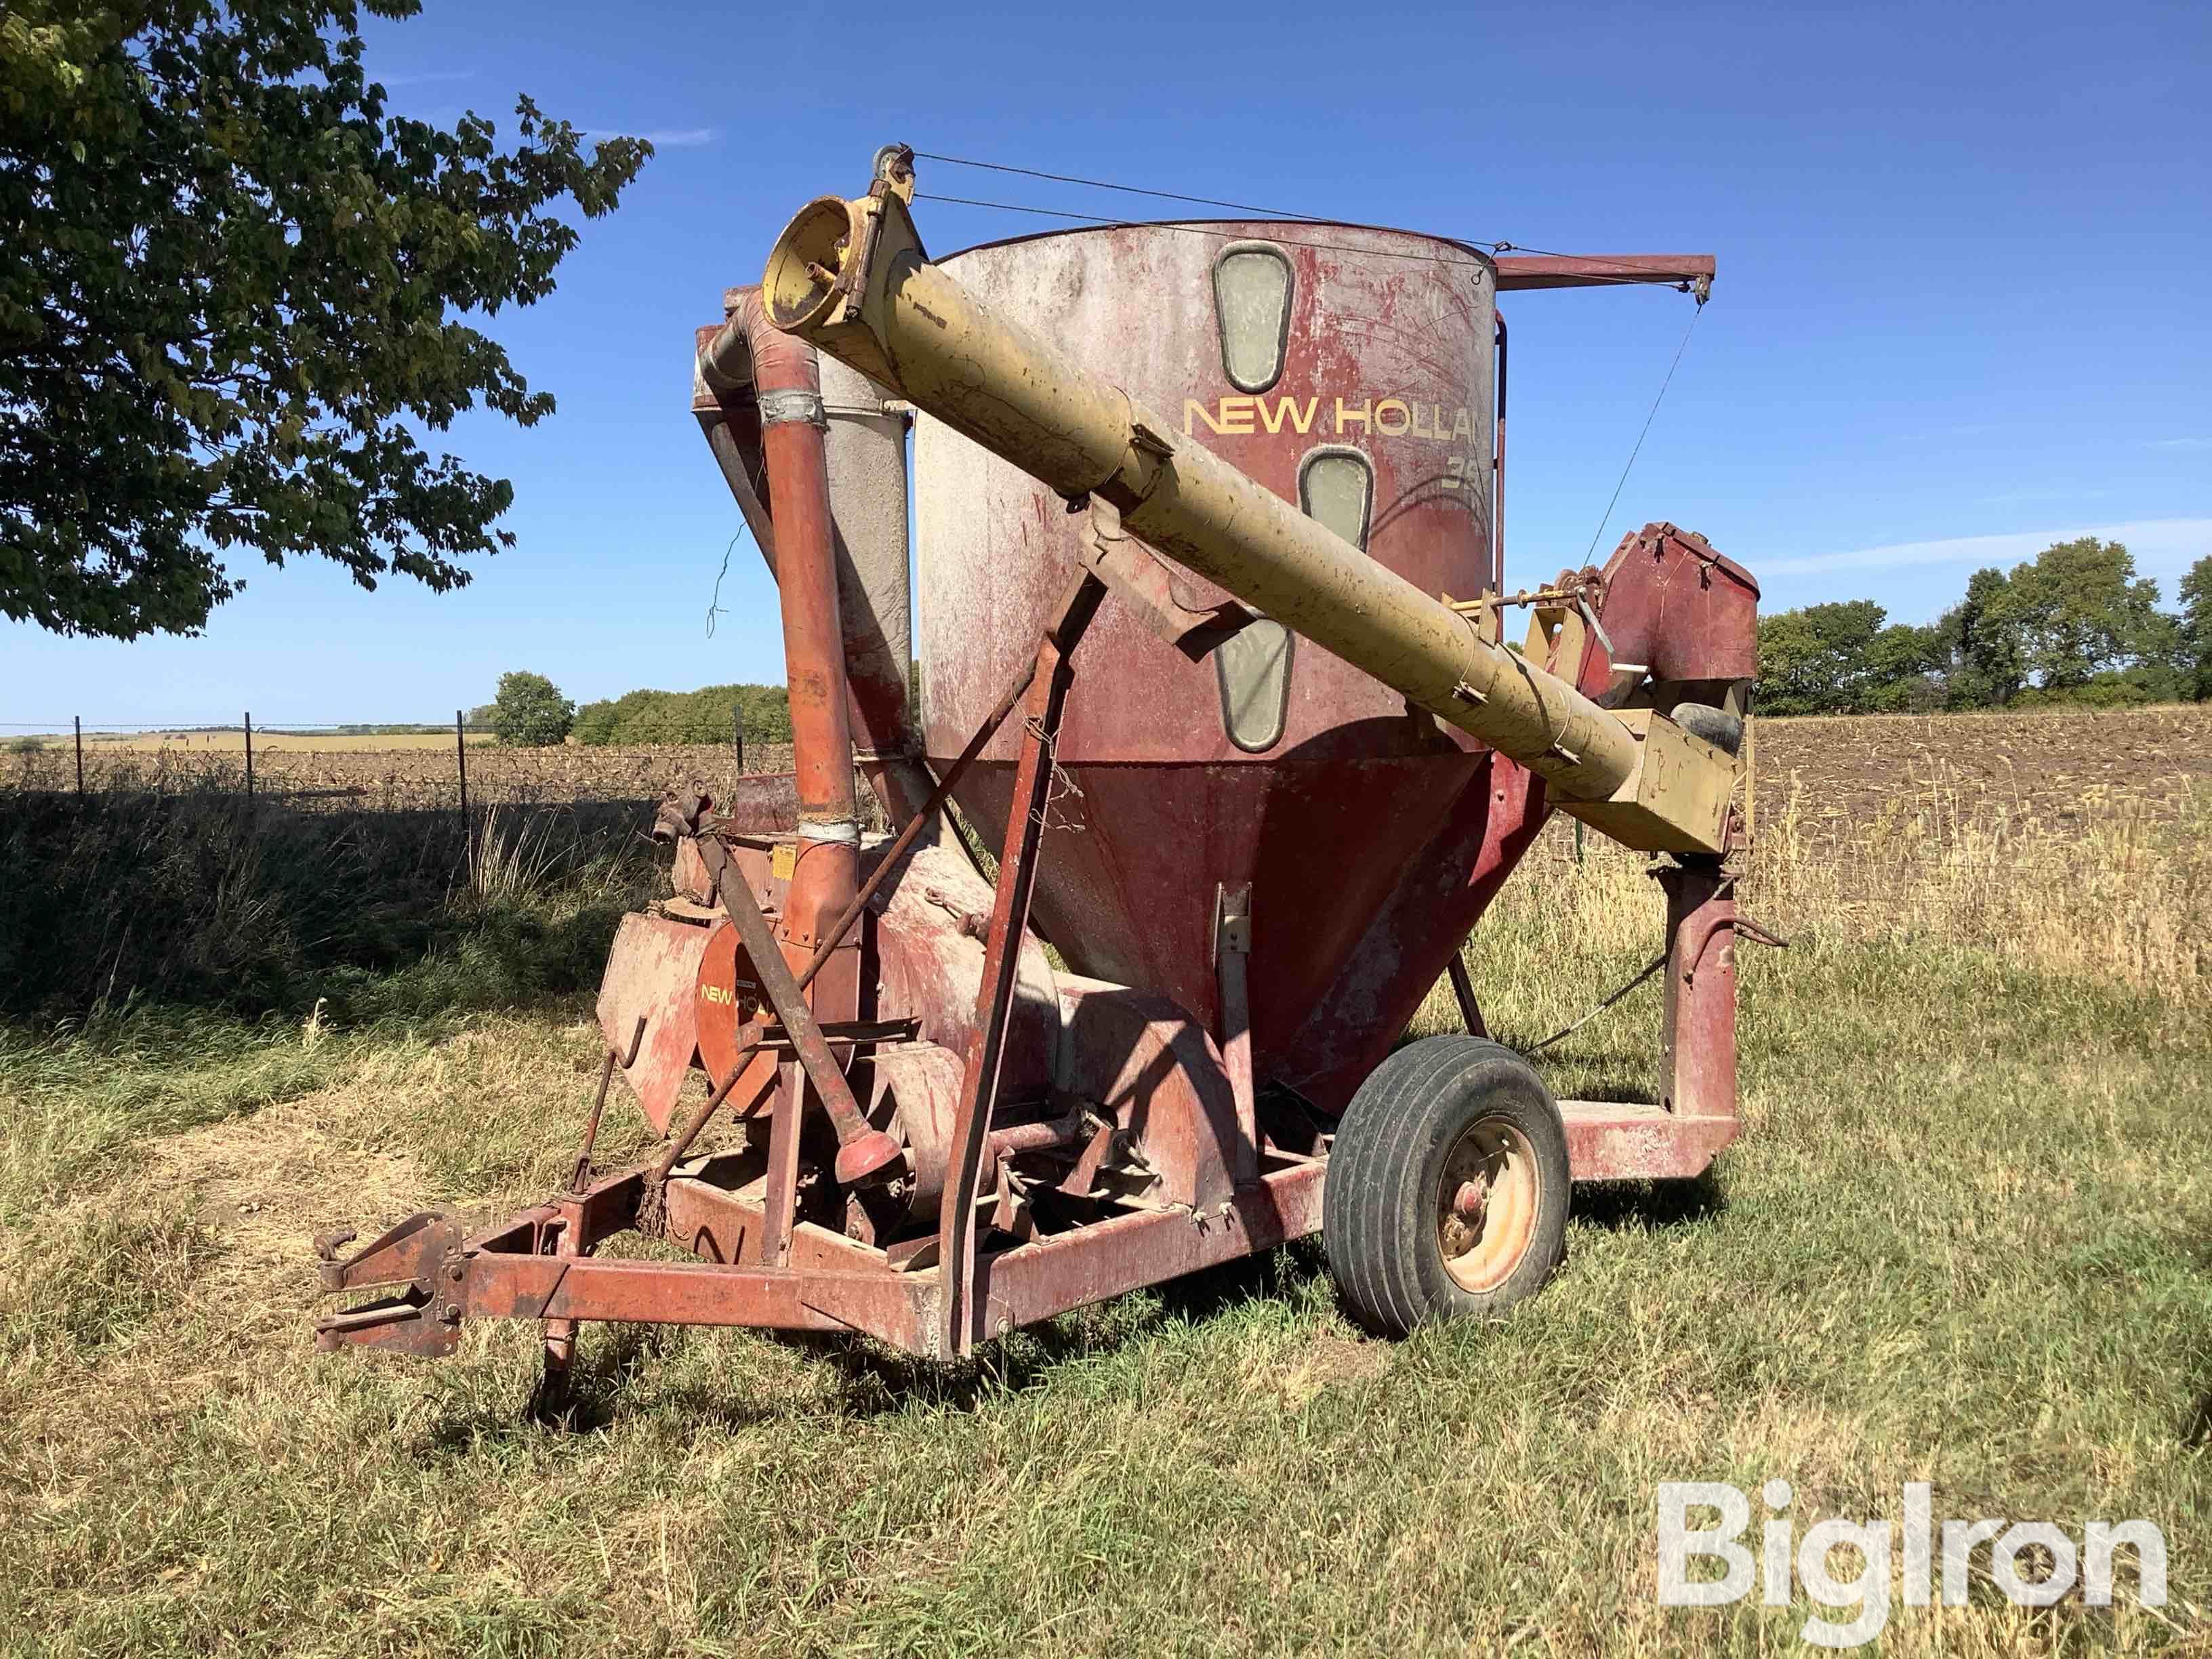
1662;861;1740;1124
916;222;1515;1117
722;292;866;1036
689;825;900;1186
940;572;1107;1356
466;1252;933;1345
1595;523;1762;690
790;652;1039;998
595;914;716;1134
1052;977;1240;1212
695;297;930;830
1214;881;1258;1187
310;185;1758;1382
1493;253;1715;291
968;1158;1326;1345
1560;1101;1737;1181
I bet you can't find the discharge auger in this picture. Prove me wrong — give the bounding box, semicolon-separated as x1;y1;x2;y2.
314;147;1766;1384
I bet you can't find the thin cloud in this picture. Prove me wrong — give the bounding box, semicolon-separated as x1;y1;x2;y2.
1763;518;2212;577
585;126;720;149
380;69;476;87
2149;436;2212;450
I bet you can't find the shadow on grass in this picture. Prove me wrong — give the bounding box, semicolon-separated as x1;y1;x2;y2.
0;789;661;1022
817;1237;1335;1418
1572;1170;1728;1233
445;1240;1339;1438
438;1187;1725;1438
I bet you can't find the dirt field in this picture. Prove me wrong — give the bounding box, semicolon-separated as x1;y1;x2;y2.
3;737;797;810
1747;705;2212;840
62;729;494;750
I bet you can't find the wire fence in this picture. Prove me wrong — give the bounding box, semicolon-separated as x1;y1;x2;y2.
0;711;798;813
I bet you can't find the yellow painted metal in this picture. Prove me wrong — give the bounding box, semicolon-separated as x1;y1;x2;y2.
760;182;1729;853
1558;710;1735;855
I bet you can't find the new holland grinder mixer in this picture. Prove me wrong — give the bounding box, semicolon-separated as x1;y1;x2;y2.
313;148;1763;1379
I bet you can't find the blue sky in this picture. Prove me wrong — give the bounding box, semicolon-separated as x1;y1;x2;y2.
4;0;2207;728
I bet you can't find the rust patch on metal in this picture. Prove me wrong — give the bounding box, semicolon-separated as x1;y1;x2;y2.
596;913;716;1134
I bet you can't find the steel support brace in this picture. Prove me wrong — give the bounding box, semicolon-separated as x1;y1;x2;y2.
466;1253;935;1346
760;1059;805;1267
971;1158;1326;1342
792;651;1041;995
939;571;1108;1355
1446;951;1488;1039
1214;881;1258;1187
539;1204;583;1387
693;830;900;1185
1659;859;1738;1122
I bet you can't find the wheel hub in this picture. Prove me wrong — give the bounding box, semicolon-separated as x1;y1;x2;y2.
1434;1117;1540;1294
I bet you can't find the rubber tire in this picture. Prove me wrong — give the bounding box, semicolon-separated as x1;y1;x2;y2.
1324;1036;1571;1337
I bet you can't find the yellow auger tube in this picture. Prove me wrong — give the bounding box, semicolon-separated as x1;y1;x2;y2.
758;184;1727;851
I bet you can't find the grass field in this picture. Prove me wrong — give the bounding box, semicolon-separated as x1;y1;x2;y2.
0;709;2207;1655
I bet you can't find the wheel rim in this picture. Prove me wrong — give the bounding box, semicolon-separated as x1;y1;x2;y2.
1435;1116;1541;1294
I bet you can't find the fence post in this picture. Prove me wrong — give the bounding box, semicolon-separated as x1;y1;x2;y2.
731;700;744;775
455;710;470;821
243;711;253;802
73;716;83;796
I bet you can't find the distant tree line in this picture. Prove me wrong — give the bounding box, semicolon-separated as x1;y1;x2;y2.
1757;539;2212;716
573;683;792;746
472;674;796;747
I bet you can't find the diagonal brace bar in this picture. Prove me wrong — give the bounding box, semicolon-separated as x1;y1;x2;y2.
938;571;1107;1355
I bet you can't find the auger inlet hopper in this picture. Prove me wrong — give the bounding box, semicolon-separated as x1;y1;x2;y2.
311;148;1770;1389
918;223;1513;1111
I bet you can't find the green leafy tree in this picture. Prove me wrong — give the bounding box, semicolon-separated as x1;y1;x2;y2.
1;2;651;640
573;683;792;746
1983;538;2173;695
1756;600;1914;714
1931;566;2023;708
489;671;573;747
1862;621;1945;711
2179;554;2212;703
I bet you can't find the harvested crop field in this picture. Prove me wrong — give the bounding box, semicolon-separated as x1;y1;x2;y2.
3;739;798;810
60;729;495;751
1746;705;2212;842
8;705;2207;827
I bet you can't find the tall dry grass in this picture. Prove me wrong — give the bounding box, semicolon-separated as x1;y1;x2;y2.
0;791;662;1021
1753;764;2209;998
1416;760;2209;1061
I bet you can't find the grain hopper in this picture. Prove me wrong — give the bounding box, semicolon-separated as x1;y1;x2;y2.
313;148;1764;1380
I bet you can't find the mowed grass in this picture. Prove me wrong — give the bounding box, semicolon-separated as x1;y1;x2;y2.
0;747;2208;1654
